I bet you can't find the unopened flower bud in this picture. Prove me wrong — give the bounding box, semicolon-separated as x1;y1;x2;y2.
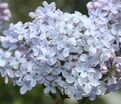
86;2;94;10
100;65;108;74
116;63;121;73
93;1;102;8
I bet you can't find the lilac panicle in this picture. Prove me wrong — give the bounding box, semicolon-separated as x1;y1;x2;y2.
0;0;121;101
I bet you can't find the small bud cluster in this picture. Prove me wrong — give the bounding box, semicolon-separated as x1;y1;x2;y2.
0;2;11;32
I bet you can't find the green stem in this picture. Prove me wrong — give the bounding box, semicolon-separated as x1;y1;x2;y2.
50;91;65;104
78;98;89;104
54;92;63;104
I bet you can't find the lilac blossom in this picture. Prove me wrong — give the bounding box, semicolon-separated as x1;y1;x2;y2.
0;0;121;101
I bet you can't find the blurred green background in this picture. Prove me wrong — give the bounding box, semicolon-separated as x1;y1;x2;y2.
8;0;90;22
0;0;121;104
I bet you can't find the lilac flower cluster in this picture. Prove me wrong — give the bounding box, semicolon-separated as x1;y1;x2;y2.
0;0;121;100
86;0;121;94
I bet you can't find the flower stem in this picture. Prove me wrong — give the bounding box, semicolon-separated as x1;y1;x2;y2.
78;98;89;104
50;91;65;104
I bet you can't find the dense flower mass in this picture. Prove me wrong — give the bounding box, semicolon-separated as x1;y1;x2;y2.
0;0;121;100
87;0;121;92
